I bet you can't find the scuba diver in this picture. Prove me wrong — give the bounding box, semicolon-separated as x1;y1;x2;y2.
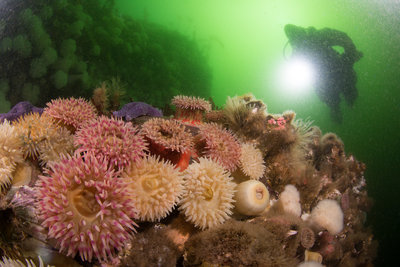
284;24;363;123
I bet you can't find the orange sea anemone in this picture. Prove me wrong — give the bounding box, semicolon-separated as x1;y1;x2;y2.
75;116;148;170
12;113;59;159
179;157;236;230
122;155;184;222
171;95;211;125
141;118;193;171
43;97;97;132
35;152;138;262
195;123;241;172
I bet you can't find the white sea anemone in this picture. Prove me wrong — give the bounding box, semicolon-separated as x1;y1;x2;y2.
280;184;302;217
310;199;344;235
0;157;14;192
0;120;24;190
237;143;265;180
0;120;23;164
179;157;236;230
297;261;324;267
234;180;269;216
0;255;50;267
122;155;184;222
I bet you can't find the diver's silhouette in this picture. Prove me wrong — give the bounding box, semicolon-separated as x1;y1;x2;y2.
284;24;363;123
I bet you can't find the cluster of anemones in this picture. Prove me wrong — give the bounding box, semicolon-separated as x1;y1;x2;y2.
140;118;193;170
122;155;184;222
35;152;138;262
179;157;236;230
267;116;286;130
171;95;211;125
75;116;148;170
195;123;241;172
43;97;97;132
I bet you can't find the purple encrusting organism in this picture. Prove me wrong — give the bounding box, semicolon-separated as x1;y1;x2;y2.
0;101;43;122
112;101;163;121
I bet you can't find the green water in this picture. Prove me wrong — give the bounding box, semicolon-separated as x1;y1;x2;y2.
1;0;399;265
117;1;400;265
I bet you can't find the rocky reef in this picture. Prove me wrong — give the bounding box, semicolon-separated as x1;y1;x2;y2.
0;92;376;266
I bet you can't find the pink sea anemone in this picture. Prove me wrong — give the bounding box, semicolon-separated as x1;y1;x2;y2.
43;97;97;132
267;116;286;130
140;118;193;171
75;116;148;170
195;123;241;172
171;95;211;125
35;152;138;262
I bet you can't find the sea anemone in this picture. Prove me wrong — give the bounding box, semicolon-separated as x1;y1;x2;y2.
317;133;345;166
12;113;59;159
222;94;267;138
43;97;97;132
310;199;344;235
279;184;302;217
234;180;269;216
0;119;24;168
171;95;211;125
196;123;241;172
0;256;50;267
304;250;323;263
179;157;236;230
232;143;265;181
141;118;193;171
10;161;36;187
300;227;316;249
121;155;184;222
75;116;148;170
35;152;138;262
38;126;75;166
223;96;250;129
297;260;324;267
91;82;109;115
0;158;14;192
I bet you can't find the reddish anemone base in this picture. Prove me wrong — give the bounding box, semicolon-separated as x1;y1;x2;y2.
174;108;204;126
147;138;191;171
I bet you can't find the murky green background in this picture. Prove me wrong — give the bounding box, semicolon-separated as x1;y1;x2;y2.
116;0;400;265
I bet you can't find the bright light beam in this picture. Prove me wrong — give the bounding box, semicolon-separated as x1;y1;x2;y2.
278;56;315;96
